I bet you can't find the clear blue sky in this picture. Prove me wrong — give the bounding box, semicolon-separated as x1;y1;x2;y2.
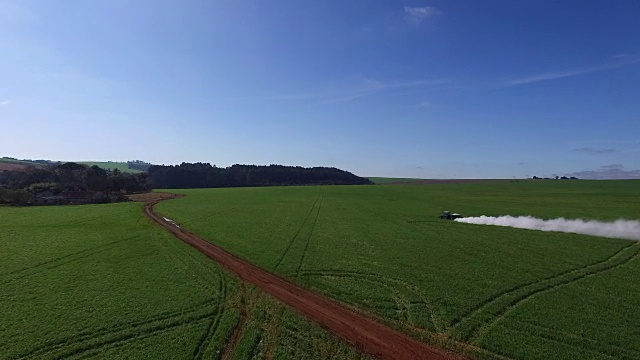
1;0;639;178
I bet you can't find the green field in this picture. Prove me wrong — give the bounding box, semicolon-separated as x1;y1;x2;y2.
0;157;143;173
367;177;425;184
0;202;368;360
0;157;48;167
155;180;640;359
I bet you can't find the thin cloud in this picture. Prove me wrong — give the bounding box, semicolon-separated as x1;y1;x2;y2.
404;6;442;24
573;147;617;154
567;164;640;180
0;100;9;106
226;78;451;105
504;55;640;87
323;78;450;104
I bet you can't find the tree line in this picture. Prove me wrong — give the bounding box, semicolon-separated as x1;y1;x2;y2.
148;163;372;188
0;162;150;205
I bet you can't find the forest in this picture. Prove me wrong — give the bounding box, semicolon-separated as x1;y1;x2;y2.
0;162;150;205
148;163;372;188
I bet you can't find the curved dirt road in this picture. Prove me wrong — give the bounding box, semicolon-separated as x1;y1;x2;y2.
143;197;468;360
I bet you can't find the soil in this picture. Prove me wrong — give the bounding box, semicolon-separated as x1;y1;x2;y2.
140;193;469;360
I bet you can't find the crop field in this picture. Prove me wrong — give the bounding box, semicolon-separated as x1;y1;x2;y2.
0;203;369;360
367;177;425;184
155;180;640;360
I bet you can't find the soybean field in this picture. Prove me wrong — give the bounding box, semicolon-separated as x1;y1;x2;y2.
0;202;369;360
155;180;640;360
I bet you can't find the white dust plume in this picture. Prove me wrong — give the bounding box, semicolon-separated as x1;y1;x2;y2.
454;216;640;240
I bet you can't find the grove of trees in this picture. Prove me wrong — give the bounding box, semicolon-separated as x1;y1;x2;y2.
0;162;150;205
148;163;372;188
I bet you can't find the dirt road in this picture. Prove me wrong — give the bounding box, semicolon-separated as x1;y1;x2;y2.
143;196;468;360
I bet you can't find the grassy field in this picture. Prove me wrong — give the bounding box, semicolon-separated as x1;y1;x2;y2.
0;157;143;173
367;177;425;184
155;180;640;359
0;202;368;360
0;157;40;165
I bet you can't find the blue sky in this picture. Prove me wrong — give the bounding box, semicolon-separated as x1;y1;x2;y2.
1;0;639;178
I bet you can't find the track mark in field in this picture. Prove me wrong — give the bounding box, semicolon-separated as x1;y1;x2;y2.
449;242;640;344
298;269;444;332
19;304;218;360
145;196;466;360
193;268;228;360
262;306;285;360
274;192;322;271
471;243;640;344
220;284;248;360
449;240;637;329
295;192;324;277
71;317;211;360
0;237;138;285
15;299;218;358
17;271;226;359
503;319;640;360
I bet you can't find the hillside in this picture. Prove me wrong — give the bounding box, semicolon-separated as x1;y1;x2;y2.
0;157;150;174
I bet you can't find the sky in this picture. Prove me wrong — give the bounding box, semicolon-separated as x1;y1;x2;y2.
1;0;639;179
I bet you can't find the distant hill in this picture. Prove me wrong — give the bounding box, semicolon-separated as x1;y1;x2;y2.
0;157;152;174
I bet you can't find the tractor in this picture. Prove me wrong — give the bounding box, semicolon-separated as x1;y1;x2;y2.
439;211;463;220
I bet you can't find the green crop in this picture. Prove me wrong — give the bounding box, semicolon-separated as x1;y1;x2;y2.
155;180;640;359
0;202;369;360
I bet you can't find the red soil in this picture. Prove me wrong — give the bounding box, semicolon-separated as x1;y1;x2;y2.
142;195;468;360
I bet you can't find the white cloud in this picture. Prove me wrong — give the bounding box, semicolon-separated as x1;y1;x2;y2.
0;100;10;106
504;55;640;87
404;6;441;24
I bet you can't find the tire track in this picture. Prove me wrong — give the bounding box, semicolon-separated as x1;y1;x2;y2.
19;305;218;360
15;237;225;360
193;268;228;360
274;192;322;271
295;192;324;277
502;319;640;360
450;242;640;343
146;195;466;360
449;241;636;331
0;237;136;285
299;269;443;332
299;271;414;325
220;283;247;360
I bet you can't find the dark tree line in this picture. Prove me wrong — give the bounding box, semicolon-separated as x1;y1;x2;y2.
127;160;152;172
148;163;372;189
0;162;150;205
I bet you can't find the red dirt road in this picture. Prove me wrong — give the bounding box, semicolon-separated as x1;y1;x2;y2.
143;197;468;360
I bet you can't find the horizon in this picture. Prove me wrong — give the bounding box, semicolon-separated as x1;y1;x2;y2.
1;1;639;179
4;155;639;180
